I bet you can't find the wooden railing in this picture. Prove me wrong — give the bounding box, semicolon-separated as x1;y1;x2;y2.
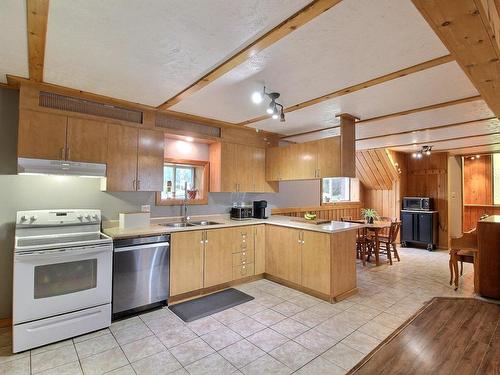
271;202;362;221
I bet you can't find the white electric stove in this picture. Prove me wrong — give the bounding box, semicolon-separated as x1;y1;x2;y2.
13;209;113;353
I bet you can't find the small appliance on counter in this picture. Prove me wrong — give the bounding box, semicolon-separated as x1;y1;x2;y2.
13;209;113;353
402;197;432;211
230;202;253;220
253;200;268;219
112;234;170;319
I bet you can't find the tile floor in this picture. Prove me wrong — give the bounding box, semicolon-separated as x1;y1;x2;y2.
0;247;476;375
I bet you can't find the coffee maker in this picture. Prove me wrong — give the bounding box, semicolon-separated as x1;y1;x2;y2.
253;200;268;219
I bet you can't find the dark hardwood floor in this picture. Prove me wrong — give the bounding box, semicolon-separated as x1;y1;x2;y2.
349;297;500;375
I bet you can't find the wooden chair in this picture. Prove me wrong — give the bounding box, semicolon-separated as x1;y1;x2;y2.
342;218;372;266
378;216;396;236
376;221;401;265
450;229;478;291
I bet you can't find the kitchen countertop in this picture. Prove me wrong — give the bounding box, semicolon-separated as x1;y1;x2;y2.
103;214;364;239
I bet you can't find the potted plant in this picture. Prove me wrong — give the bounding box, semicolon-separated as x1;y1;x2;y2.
361;208;378;224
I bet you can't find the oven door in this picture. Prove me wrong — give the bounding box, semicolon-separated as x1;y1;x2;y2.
13;244;112;324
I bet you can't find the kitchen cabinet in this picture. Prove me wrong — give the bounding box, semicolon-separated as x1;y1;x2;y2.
105;124;164;192
254;225;266;274
204;228;234;287
265;137;342;181
401;210;438;250
18;110;108;163
301;230;331;295
210;142;277;192
170;231;204;296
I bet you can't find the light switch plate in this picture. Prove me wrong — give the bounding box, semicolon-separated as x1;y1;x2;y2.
141;205;151;213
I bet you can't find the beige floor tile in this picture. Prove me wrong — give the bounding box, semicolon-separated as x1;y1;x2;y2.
251;309;286;326
321;342;366;370
73;328;110;344
233;301;267;316
371;311;408;330
315;316;357;342
201;326;242;351
268;341;316;371
169;338;215;366
212;308;247;325
240;354;293;375
290;309;329;328
145;315;186;335
74;333;118;359
219;339;266;369
288;294;322;309
305;302;343;320
131;349;182;375
121;335;165;363
139;307;174;324
253;294;284;308
31;339;73;355
270;318;309;339
357;320;394;340
270;301;304;317
156;325;198;348
294;356;346;375
228;317;266;338
246;328;288;352
184;352;237;375
293;328;338;354
112;320;153;346
105;365;135;375
341;331;381;354
80;347;128;375
0;356;30;375
110;316;142;333
36;361;82;375
31;344;78;373
0;345;29;365
345;304;383;320
187;317;224;336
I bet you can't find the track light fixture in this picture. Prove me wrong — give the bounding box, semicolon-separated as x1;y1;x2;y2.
412;145;432;159
251;87;285;122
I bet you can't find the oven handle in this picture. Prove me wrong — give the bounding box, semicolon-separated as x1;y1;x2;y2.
114;242;170;253
15;245;111;261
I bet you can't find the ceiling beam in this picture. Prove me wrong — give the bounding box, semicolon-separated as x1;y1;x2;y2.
239;54;454;126
412;0;500;117
442;142;500;153
27;0;50;82
157;0;343;110
383;131;500;149
357;95;481;123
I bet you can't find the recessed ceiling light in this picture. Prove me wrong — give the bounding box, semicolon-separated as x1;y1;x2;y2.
251;91;263;104
185;136;194;142
272;113;279;120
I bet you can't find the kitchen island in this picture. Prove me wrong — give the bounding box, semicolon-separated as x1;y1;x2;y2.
104;215;363;304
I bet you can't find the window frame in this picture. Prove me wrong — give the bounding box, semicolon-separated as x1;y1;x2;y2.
320;177;360;205
155;158;209;206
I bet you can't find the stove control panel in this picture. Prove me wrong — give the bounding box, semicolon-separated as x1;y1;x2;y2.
16;209;102;226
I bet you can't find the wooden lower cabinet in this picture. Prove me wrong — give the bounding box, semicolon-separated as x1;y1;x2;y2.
301;230;331;295
170;231;204;296
265;225;301;285
254;225;266;274
204;228;234;287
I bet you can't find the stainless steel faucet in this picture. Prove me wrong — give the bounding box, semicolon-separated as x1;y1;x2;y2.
181;181;190;223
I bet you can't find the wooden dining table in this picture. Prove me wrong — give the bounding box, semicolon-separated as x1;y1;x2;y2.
350;220;392;266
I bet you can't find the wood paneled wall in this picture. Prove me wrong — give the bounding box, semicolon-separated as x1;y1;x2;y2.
406;152;448;248
356;149;399;190
464;205;500;232
463;156;492;204
271;202;362;221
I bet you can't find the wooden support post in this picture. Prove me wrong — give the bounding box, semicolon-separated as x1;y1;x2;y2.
337;113;358;178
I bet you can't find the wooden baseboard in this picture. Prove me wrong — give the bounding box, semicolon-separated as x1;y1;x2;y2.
264;273;332;303
0;318;12;328
332;287;358;302
169;274;263;305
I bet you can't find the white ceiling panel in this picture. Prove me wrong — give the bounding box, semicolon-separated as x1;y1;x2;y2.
248;62;478;134
284;127;341;143
357;118;500;150
0;0;29;83
390;133;500;153
44;0;310;106
356;99;493;140
171;0;449;122
448;144;500;155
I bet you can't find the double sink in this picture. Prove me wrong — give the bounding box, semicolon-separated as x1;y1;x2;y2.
159;220;222;228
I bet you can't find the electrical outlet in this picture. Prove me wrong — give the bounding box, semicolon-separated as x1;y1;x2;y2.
141;205;151;213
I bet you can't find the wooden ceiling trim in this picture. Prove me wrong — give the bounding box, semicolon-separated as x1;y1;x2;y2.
239;54;454;126
387;131;500;149
157;0;343;110
412;0;500;117
279;126;340;139
442;141;500;152
357;116;497;141
357;95;481;124
27;0;50;82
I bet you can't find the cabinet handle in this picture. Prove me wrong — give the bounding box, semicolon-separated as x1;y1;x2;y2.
60;147;65;160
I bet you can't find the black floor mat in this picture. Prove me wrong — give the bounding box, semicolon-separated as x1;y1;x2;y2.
169;288;254;322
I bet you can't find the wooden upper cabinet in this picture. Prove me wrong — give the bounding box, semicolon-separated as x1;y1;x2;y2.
137;129;164;191
301;230;331;295
170;231;204;296
210;142;275;193
18;110;67;160
316;137;341;178
66;118;108;163
106;124;138;192
266;137;342;181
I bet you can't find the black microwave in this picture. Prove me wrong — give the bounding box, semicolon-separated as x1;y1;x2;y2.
402;197;431;211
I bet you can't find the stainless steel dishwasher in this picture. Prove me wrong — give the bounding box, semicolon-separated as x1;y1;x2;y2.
112;234;170;319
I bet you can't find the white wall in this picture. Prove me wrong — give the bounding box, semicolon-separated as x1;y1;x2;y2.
164;138;209;160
